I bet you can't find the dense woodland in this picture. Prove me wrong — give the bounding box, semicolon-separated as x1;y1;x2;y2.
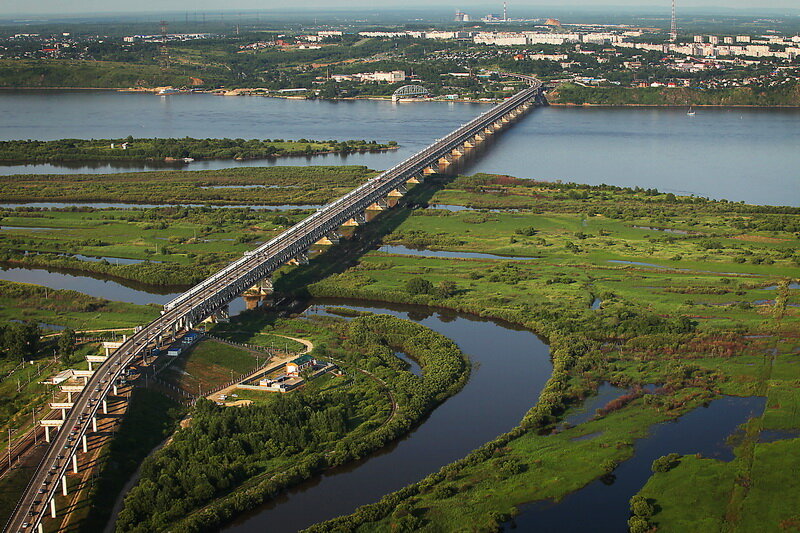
116;314;469;532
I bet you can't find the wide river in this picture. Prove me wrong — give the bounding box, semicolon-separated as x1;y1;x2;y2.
0;90;798;206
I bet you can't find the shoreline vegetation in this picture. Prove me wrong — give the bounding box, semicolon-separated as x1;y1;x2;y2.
0;137;397;164
547;82;800;107
3;83;800;108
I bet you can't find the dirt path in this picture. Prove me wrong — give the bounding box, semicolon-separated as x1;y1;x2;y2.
205;334;314;402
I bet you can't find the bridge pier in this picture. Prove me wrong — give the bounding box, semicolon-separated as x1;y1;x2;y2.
91;417;97;433
288;252;309;266
315;231;340;246
342;213;366;226
72;454;78;474
61;475;68;496
50;497;56;518
366;198;388;211
82;434;88;453
423;166;438;175
44;425;50;443
102;399;108;415
406;175;421;185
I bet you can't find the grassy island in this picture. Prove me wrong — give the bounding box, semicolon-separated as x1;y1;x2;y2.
0;137;396;163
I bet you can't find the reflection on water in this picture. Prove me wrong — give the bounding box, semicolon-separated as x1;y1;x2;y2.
0;266;182;305
0;202;321;211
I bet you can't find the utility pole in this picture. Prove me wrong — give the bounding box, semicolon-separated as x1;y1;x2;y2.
7;428;13;469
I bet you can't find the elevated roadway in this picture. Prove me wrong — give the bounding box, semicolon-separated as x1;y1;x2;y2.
4;73;543;533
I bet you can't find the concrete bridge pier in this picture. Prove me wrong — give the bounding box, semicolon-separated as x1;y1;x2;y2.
72;455;78;474
61;475;68;496
288;252;309;266
406;175;421;185
423;166;438;175
315;231;340;246
91;417;97;433
366;198;389;211
50;497;56;519
82;434;88;453
342;213;366;227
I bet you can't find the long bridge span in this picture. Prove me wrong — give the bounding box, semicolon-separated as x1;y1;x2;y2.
5;73;543;533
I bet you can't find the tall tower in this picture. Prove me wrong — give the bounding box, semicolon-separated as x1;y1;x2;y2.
503;1;508;21
159;20;170;70
670;0;677;43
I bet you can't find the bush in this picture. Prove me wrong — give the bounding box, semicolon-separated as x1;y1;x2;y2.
651;453;681;473
406;277;433;295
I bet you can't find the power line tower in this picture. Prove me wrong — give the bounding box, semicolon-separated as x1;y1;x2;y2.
670;0;678;43
159;20;170;70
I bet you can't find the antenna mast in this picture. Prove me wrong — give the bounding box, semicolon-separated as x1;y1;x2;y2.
670;0;677;43
159;20;170;69
503;1;508;22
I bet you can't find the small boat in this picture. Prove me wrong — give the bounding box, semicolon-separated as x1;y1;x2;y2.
687;107;696;116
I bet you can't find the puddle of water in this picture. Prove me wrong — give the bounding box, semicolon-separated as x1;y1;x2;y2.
758;429;800;443
0;225;66;231
378;244;537;261
633;225;694;235
564;382;626;427
591;297;602;310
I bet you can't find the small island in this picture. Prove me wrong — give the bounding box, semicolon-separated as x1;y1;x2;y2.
0;137;397;163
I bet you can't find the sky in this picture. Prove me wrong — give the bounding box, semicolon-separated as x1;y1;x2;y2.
3;0;799;17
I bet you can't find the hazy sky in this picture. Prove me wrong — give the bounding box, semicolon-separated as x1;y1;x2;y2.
3;0;800;17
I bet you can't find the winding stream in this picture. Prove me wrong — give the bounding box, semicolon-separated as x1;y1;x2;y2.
221;299;553;532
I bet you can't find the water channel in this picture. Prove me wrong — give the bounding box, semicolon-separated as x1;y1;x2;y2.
507;395;766;531
220;299;552;532
0;91;798;206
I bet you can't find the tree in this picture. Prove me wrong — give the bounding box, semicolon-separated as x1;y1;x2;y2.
58;328;77;360
406;277;433;295
434;280;457;298
651;453;681;473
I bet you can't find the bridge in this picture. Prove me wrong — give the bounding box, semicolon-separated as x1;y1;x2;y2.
4;73;543;533
391;84;430;101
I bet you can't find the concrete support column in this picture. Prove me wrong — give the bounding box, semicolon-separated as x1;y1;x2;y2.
102;399;108;415
67;391;72;403
50;498;56;518
60;409;66;421
44;426;50;443
61;475;68;496
91;417;97;433
113;384;118;396
87;361;93;372
72;454;78;474
82;434;88;453
38;522;44;533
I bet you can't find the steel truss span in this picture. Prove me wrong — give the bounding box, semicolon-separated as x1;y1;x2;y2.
4;73;542;533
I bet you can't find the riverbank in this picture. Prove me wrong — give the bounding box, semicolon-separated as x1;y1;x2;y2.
547;82;800;107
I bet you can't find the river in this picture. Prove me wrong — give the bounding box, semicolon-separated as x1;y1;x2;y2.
0;91;798;206
222;299;552;532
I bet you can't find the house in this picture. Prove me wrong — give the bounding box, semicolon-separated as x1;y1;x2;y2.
166;342;183;357
286;354;316;376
